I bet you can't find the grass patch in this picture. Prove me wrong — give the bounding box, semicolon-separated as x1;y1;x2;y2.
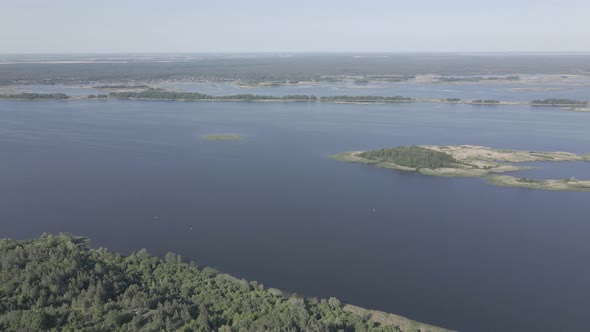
202;134;244;141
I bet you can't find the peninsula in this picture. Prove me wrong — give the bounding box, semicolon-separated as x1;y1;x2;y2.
333;145;590;191
0;234;453;332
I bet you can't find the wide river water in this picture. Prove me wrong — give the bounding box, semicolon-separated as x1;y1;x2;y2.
1;100;589;331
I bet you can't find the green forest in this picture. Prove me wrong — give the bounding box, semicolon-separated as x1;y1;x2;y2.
109;89;313;101
0;93;69;100
319;96;413;102
0;234;445;332
108;89;414;103
358;146;458;169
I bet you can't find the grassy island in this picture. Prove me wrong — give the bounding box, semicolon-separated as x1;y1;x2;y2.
0;234;452;332
561;107;590;112
532;98;588;106
471;99;500;104
333;145;590;192
202;134;244;141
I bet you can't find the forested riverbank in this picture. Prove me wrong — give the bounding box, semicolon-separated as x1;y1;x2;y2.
0;234;451;332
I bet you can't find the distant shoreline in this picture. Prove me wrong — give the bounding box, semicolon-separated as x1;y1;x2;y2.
1;94;588;110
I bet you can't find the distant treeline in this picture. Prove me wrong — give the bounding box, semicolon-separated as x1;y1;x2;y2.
438;76;520;83
320;95;414;102
4;54;586;86
0;93;69;100
472;99;500;104
110;89;283;101
109;89;414;102
531;98;588;105
94;85;150;89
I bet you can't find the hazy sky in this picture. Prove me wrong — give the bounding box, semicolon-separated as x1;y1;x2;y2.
1;0;589;53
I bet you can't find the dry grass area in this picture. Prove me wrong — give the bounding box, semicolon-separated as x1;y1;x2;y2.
421;145;584;163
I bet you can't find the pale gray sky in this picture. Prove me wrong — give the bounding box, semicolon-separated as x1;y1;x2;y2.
1;0;589;53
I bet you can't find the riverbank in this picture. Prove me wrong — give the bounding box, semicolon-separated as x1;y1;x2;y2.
0;234;454;332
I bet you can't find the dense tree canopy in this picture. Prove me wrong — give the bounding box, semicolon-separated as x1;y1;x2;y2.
0;234;445;332
358;146;458;169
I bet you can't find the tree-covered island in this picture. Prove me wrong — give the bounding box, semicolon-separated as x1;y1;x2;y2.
333;145;590;192
108;89;415;103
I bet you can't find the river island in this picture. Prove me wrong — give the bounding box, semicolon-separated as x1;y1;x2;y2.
332;145;590;192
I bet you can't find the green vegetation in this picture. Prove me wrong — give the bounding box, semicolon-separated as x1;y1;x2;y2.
109;89;414;102
202;134;244;141
362;75;415;83
0;93;69;100
358;146;458;169
94;85;150;89
437;76;520;83
472;99;500;104
108;89;414;103
320;96;414;103
531;98;588;106
444;98;461;102
0;234;451;332
88;94;109;99
109;89;315;101
110;89;214;100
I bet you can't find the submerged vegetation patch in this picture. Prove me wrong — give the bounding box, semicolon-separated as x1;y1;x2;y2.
202;134;244;141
